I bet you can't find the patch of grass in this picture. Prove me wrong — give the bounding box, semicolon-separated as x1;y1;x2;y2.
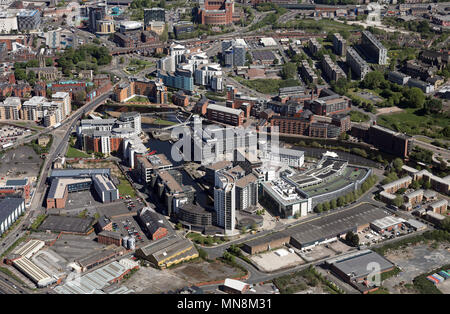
66;146;90;158
234;77;300;94
118;177;136;198
377;108;450;139
368;286;390;294
349;110;370;122
152;119;177;126
30;214;47;231
381;266;401;282
126;96;150;103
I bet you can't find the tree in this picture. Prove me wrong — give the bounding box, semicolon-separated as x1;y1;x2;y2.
14;68;26;81
393;195;404;207
424;98;442;114
404;87;425;109
361;71;385;90
323;201;331;211
345;231;359;247
330;199;337;209
337;196;345;207
315;203;323;213
281;62;297;80
393;158;404;172
273;58;279;65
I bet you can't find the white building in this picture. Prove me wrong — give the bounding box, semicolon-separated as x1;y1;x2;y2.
0;12;18;33
214;171;236;235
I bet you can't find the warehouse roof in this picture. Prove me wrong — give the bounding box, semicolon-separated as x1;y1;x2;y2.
0;198;24;224
370;216;406;230
207;103;243;116
286;204;390;247
38;215;94;234
326;250;394;280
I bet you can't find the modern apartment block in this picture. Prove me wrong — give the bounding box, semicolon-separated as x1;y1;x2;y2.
114;78;168;103
235;173;258;212
321;55;346;82
346;47;370;79
332;33;346;56
361;31;387;65
0;97;21;120
214;171;236;234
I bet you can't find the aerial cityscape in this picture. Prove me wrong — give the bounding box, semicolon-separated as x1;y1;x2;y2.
0;0;448;299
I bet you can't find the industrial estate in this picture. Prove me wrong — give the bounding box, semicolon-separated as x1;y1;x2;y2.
0;0;448;298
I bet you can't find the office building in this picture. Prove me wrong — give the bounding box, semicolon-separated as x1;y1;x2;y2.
17;10;41;31
206;104;244;126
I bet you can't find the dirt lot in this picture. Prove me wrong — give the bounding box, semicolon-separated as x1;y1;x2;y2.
250;249;304;272
375;106;403;115
327;240;352;254
171;259;242;284
123;260;241;293
123;265;188;294
0;145;41;180
382;242;450;294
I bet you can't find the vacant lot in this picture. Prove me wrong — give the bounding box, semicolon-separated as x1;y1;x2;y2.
382;242;450;294
171;260;241;284
377;108;450;139
250;249;304;272
0;145;41;180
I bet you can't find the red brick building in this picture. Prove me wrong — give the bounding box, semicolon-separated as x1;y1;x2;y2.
199;0;237;25
98;230;122;246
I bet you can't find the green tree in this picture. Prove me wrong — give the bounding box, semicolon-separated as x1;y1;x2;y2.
14;68;26;81
315;203;323;213
424;98;442;114
281;62;297;80
404;87;425;109
393;158;404;172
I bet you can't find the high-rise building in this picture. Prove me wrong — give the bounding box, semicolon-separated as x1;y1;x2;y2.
346;47;370;80
214;171;236;234
88;6;106;34
361;31;387;65
332;33;346;57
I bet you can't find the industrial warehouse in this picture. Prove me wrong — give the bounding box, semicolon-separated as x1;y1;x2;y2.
38;215;95;235
324;250;395;293
242;204;391;252
46;169;119;209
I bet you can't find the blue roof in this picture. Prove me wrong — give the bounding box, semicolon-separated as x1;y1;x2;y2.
5;179;28;187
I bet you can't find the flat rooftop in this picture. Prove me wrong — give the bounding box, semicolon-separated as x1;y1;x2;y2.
38;215;94;234
285;204;391;247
